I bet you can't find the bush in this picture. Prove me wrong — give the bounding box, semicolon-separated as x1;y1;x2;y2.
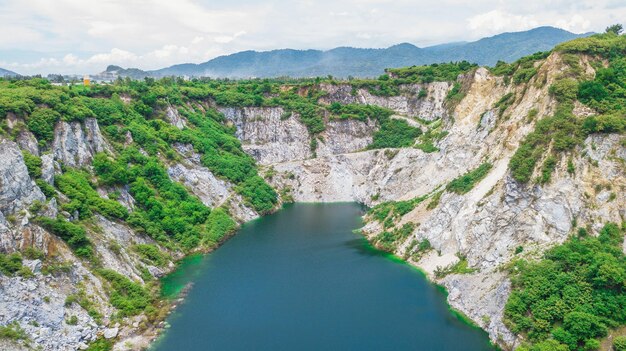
205;208;237;244
549;78;579;103
505;223;626;350
614;336;626;351
446;163;492;194
132;244;168;267
25;107;61;144
98;269;151;317
0;252;23;276
368;118;422;149
22;151;42;178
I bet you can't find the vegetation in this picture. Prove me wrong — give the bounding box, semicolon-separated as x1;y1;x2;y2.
0;252;25;276
434;255;477;278
373;223;415;252
505;223;626;350
368;118;422;149
97;269;151;317
37;217;93;258
446;163;492;194
0;322;28;342
368;195;429;229
386;61;478;83
614;336;626;351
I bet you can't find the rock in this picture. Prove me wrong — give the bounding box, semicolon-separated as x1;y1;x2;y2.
78;342;90;350
52;118;111;168
0;139;46;215
40;154;55;185
218;107;312;165
103;327;119;339
165;105;187;129
16;129;40;156
23;259;42;273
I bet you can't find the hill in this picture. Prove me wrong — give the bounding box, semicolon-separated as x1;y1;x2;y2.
0;68;18;77
140;26;591;78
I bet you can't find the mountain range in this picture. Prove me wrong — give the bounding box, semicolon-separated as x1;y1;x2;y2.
106;26;592;79
0;68;18;77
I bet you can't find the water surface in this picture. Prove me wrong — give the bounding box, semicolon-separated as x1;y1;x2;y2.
153;203;494;351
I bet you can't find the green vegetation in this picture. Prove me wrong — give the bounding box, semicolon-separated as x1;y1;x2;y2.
368;195;429;229
0;252;25;276
490;51;550;83
85;338;113;351
494;93;516;117
434;255;477;278
37;217;93;259
0;322;28;342
505;223;626;350
368;118;422;149
56;170;129;221
97;269;151;317
614;336;626;351
387;61;478;83
446;163;492;194
373;223;415;252
133;244;169;267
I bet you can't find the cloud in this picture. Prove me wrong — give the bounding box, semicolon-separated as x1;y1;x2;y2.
1;0;625;75
468;10;540;37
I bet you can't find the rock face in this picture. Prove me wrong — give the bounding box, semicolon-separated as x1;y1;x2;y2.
0;139;45;215
318;82;451;121
52;118;112;167
218;107;312;165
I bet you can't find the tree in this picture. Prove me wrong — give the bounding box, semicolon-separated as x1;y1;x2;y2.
605;24;623;35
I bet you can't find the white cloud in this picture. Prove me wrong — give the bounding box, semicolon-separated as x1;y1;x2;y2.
468;10;540;37
0;0;625;75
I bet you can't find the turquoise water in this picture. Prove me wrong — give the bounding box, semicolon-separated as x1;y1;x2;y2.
152;203;494;351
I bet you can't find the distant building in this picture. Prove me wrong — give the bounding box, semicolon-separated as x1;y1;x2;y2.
83;75;90;86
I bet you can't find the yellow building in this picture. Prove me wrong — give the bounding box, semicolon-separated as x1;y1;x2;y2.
83;75;90;86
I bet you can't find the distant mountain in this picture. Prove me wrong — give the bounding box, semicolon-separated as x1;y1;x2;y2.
109;26;592;79
0;68;18;77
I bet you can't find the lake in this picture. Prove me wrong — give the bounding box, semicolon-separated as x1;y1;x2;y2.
151;203;494;351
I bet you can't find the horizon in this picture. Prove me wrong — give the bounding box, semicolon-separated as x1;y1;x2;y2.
0;26;592;77
1;0;624;75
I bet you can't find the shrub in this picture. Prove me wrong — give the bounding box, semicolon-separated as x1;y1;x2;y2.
505;223;626;350
98;269;151;317
614;336;626;351
0;252;23;276
25;107;60;143
446;163;492;194
549;78;579;103
368;118;422;149
133;244;168;267
205;208;237;244
37;217;93;259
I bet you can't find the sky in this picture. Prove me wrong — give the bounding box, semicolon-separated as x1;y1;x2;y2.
0;0;624;75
